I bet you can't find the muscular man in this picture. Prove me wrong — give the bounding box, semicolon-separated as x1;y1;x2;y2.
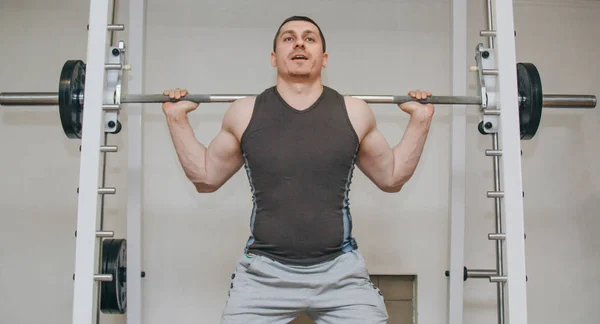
162;15;434;324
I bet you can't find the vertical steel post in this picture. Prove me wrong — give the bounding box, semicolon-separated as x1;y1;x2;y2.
493;0;529;323
447;0;468;322
72;0;111;323
127;0;146;323
483;1;507;323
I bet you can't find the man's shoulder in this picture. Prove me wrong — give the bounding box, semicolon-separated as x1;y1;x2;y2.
343;95;366;106
220;95;255;138
321;86;368;109
320;86;374;128
314;90;374;142
232;95;257;108
343;95;372;119
222;87;278;139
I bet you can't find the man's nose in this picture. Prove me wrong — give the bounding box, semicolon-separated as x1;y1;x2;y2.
295;39;305;47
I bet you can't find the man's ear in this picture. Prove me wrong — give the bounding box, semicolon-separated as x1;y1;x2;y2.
271;51;277;67
322;52;329;67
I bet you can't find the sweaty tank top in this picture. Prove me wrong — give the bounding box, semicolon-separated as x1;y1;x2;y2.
240;85;360;266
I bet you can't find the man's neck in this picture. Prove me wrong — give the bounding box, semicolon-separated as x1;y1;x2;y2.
276;77;324;111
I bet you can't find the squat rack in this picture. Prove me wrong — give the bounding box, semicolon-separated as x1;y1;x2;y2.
79;0;526;322
1;0;596;323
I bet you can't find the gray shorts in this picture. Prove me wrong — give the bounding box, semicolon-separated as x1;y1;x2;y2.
220;250;388;323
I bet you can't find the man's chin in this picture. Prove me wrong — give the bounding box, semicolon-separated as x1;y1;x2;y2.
289;73;310;78
287;70;312;78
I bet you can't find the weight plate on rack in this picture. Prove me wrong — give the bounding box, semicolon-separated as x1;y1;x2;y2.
58;60;86;139
100;238;127;314
517;62;543;140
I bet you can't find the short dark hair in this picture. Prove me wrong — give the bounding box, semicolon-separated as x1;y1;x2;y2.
273;16;326;53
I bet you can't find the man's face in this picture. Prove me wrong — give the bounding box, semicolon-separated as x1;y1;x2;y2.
271;20;328;79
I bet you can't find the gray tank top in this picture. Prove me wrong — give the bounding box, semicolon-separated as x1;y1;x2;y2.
240;85;359;266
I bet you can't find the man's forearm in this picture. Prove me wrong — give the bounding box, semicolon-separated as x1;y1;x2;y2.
166;114;209;184
390;115;432;188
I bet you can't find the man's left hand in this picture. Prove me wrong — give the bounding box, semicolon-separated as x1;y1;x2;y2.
399;90;435;120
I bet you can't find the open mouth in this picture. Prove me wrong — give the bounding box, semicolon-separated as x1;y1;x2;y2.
291;54;309;60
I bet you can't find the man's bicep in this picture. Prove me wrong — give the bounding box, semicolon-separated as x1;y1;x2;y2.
200;99;252;191
203;128;244;190
356;128;394;191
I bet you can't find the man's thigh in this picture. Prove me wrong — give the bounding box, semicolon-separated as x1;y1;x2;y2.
220;254;307;324
308;250;388;324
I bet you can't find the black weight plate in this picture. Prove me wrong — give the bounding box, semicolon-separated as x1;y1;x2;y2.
59;60;86;139
100;239;115;314
517;62;543;140
100;239;127;314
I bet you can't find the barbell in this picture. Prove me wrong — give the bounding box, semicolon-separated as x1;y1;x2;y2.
0;59;596;139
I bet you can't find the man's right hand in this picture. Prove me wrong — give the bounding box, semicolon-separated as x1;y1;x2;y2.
162;88;199;118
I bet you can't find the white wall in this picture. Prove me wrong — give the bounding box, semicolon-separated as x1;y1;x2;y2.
0;0;598;324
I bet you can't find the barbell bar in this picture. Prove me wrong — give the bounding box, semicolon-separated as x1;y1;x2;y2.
0;59;596;140
0;92;596;108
